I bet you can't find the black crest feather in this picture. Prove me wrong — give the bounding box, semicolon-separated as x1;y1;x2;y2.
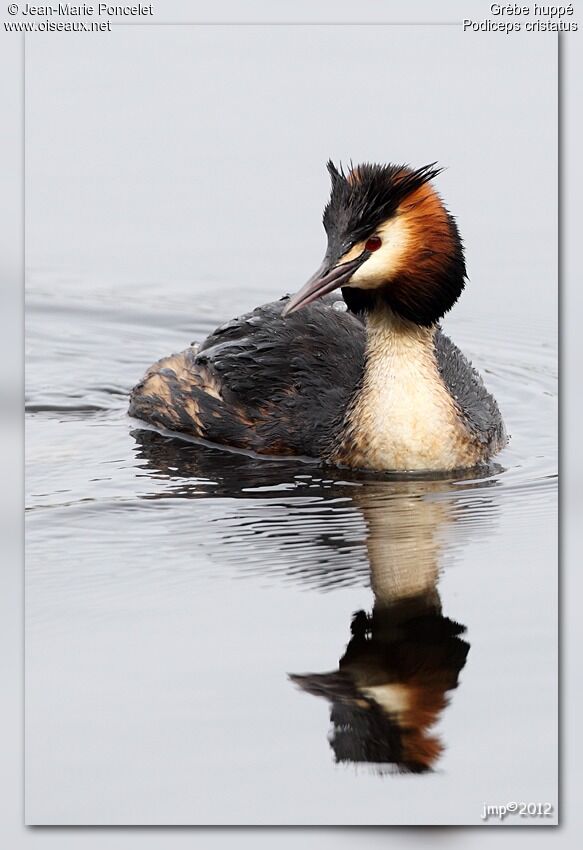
323;160;444;246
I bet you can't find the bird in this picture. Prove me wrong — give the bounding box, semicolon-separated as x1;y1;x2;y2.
129;161;507;473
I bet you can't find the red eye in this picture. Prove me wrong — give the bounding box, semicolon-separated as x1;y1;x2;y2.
365;235;382;252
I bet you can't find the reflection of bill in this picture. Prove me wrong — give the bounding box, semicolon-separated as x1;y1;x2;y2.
290;483;471;773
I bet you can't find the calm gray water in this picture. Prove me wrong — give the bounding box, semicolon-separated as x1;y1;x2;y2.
25;27;557;825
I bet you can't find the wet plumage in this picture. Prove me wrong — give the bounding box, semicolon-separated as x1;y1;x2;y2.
129;161;506;472
130;296;364;458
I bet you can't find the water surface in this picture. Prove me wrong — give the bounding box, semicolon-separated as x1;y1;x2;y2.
25;273;557;824
24;26;557;825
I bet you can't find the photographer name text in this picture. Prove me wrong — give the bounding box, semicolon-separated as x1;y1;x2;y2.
15;3;153;15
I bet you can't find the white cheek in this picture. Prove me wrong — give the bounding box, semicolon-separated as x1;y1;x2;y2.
348;217;410;290
350;248;395;288
360;684;411;719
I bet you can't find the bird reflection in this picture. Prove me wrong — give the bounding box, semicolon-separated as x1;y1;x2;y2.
131;427;500;773
291;606;467;773
290;482;469;773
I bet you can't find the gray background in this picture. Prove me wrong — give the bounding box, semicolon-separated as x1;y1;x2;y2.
2;0;580;845
25;19;557;826
26;22;556;327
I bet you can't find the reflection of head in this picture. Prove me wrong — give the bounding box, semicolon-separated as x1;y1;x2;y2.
291;600;469;773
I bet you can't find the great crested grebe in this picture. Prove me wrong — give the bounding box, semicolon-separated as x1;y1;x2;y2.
129;161;506;472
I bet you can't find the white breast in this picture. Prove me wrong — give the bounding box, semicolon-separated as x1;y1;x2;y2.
344;311;478;472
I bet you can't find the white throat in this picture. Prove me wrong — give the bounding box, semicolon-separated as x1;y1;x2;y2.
337;308;478;471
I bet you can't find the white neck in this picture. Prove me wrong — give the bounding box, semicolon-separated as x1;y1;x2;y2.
336;307;478;471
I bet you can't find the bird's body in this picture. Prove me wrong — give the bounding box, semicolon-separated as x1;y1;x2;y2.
130;295;363;461
129;162;506;472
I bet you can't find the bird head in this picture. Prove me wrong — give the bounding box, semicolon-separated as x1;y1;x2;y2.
282;161;466;327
